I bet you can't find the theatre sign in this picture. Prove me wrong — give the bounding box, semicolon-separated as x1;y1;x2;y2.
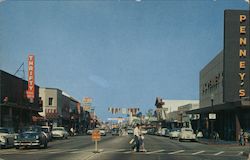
224;10;250;102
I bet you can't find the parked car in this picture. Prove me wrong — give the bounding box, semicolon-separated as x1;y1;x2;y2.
141;129;147;135
111;128;119;136
87;129;93;135
14;126;48;149
178;128;196;142
127;128;133;134
99;129;106;136
169;128;181;139
52;127;69;139
41;126;52;142
0;127;15;148
161;128;169;136
164;128;170;137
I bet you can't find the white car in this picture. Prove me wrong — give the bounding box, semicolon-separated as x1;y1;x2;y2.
141;129;147;135
100;129;106;136
169;128;181;139
127;129;133;134
87;129;93;135
41;126;52;141
52;127;69;139
161;128;169;136
178;128;196;142
0;127;15;148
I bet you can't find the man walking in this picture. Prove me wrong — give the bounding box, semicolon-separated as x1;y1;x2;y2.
133;124;140;152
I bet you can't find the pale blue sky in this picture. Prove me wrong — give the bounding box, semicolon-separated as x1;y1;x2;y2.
0;0;249;120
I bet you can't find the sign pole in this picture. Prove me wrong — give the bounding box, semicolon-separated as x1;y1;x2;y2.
95;140;98;153
92;129;100;153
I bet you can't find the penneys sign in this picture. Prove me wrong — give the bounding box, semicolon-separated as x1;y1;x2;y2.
224;10;250;102
239;14;247;97
26;55;35;99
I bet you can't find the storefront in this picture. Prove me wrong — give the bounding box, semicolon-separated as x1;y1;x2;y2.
0;70;42;132
188;10;250;141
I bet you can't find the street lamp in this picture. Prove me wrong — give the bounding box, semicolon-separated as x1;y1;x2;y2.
211;93;214;113
210;93;214;139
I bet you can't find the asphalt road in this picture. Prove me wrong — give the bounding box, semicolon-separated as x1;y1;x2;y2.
0;134;249;160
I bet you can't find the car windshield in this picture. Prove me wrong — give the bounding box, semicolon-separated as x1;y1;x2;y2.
172;128;180;132
20;132;38;139
41;128;49;132
184;129;193;132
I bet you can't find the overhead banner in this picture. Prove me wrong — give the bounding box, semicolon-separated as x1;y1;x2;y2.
26;55;35;99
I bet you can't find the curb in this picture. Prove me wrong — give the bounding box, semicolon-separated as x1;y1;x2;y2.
197;140;239;146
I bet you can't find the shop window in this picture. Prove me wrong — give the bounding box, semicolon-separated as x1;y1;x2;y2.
48;97;53;106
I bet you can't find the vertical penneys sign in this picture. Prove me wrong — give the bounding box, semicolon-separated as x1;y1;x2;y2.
26;55;35;99
224;10;250;102
239;14;247;97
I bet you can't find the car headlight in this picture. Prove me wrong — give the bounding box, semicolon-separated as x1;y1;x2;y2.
36;135;39;139
14;135;18;140
0;136;6;142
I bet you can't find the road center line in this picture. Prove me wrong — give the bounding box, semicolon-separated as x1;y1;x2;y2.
213;151;224;156
168;150;185;155
146;149;165;154
192;151;205;155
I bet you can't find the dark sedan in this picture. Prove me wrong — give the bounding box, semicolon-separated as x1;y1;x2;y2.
14;127;48;149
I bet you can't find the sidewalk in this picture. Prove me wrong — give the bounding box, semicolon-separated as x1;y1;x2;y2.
197;138;239;146
198;138;250;159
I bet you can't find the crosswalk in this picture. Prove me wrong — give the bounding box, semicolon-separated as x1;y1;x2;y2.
0;148;245;157
116;149;244;157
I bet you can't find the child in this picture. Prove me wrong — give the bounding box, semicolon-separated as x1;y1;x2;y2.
140;134;146;152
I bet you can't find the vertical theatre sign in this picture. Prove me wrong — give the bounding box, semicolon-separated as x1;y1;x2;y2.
26;55;35;100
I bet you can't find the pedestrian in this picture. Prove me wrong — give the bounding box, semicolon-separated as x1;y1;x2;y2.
70;127;74;136
244;131;248;145
133;124;140;152
239;129;244;146
139;134;146;152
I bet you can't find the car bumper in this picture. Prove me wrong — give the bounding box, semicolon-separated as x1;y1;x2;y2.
52;134;63;138
14;141;40;146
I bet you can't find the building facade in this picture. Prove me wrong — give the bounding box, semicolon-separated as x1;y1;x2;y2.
39;88;63;126
188;10;250;141
155;97;199;121
0;70;42;131
39;88;91;133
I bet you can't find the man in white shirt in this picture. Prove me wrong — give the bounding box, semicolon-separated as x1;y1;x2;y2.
133;124;140;152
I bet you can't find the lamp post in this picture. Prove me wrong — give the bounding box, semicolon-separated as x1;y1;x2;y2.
211;94;214;113
210;93;214;138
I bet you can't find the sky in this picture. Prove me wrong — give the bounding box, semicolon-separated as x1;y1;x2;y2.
0;0;249;121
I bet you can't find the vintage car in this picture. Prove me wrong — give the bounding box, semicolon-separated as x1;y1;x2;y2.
14;126;48;149
111;128;120;136
178;128;196;142
169;128;181;139
99;129;106;136
41;126;52;142
87;129;93;135
52;127;69;139
0;127;15;148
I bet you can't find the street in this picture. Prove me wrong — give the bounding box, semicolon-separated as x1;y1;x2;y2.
0;134;249;160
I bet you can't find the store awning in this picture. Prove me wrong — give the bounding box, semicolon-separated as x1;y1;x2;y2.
186;101;249;114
